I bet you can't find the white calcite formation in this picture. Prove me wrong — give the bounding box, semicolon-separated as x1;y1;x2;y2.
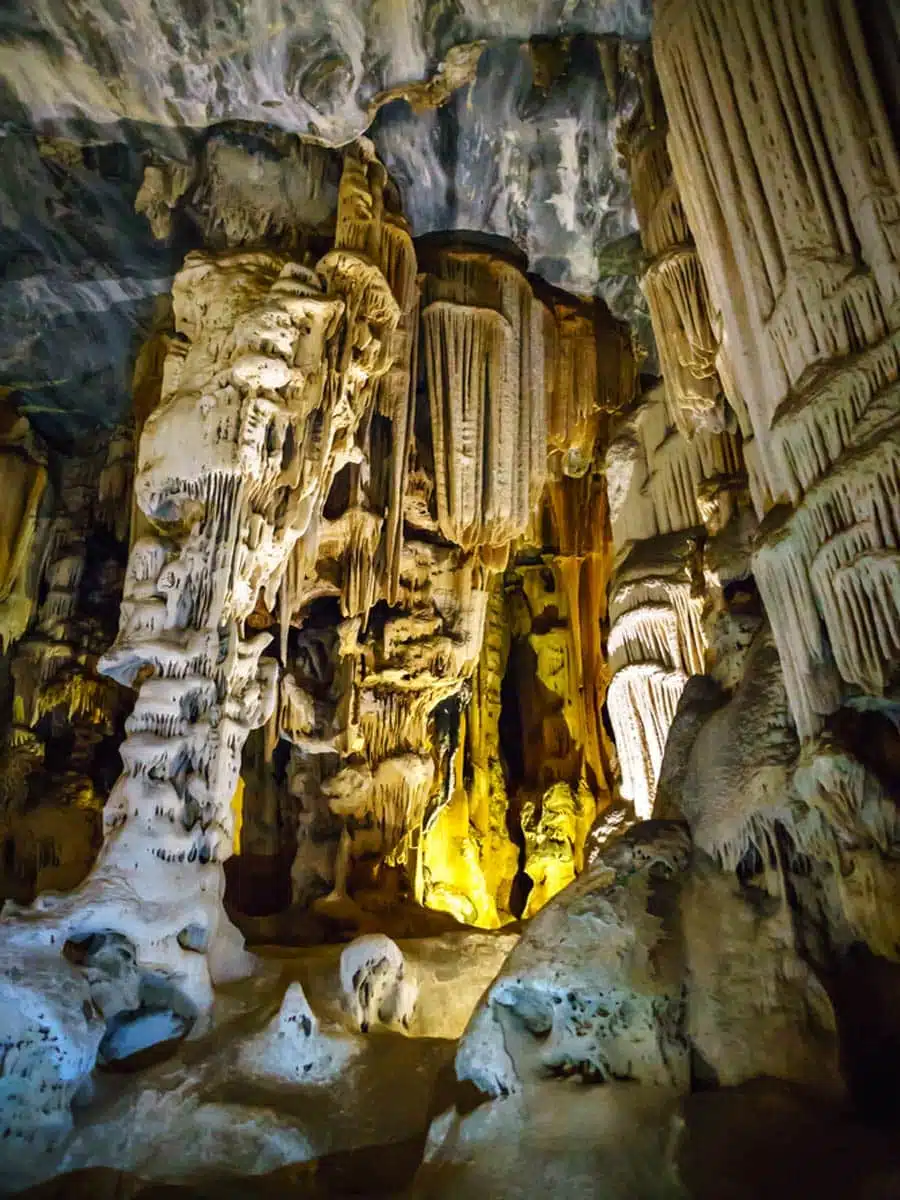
664;623;801;870
0;951;104;1191
421;244;548;557
618;54;722;437
1;132;633;1178
655;0;900;739
0;931;511;1192
0;145;408;1166
339;933;418;1033
604;382;741;815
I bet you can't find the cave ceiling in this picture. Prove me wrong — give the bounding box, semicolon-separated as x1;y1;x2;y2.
0;0;653;444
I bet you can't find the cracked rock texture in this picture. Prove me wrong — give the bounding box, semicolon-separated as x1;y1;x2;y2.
0;3;654;442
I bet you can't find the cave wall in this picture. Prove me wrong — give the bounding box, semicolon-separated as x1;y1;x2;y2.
1;1;900;1194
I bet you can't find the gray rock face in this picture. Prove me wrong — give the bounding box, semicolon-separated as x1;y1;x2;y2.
0;2;651;143
0;133;175;442
680;854;842;1097
0;3;654;442
456;821;692;1097
676;626;800;868
371;37;647;322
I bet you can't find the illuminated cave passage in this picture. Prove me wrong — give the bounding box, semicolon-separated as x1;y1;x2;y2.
1;2;900;1196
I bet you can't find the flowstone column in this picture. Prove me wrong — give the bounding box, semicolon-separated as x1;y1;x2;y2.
647;0;900;984
655;0;900;738
1;164;401;1015
603;44;748;816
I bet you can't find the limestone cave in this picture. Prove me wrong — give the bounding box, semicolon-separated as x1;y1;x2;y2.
1;1;900;1196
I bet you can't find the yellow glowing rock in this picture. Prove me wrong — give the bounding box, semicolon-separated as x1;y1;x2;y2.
521;782;580;919
232;776;246;857
0;409;48;652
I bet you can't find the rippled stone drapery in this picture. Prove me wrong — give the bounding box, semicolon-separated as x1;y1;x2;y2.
604;380;743;816
602;44;748;818
617;43;722;435
655;0;900;739
417;290;629;925
421;243;548;559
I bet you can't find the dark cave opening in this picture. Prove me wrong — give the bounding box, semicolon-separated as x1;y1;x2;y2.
498;637;533;919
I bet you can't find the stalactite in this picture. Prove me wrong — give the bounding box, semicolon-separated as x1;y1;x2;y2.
607;663;687;819
544;293;635;479
0;409;49;653
546;473;617;802
754;425;900;738
606;383;742;550
642;247;720;430
604;374;739;811
653;0;900;674
378;217;419;606
618;65;723;435
421;245;547;554
189;133;338;251
653;0;900;732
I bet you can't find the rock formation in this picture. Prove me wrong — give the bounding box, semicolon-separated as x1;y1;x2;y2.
655;0;900;738
0;433;131;905
0;410;48;653
1;1;900;1197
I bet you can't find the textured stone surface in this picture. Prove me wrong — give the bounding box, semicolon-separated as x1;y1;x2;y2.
0;930;510;1191
0;4;654;442
372;37;647;325
0;134;175;442
0;3;651;141
456;821;692;1097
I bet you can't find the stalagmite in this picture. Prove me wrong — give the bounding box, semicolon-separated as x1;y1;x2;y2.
417;574;515;928
456;821;692;1098
281;233;634;916
0;151;406;1090
339;933;417;1033
520;781;594;919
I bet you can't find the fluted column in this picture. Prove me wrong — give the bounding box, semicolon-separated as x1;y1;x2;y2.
655;0;900;738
